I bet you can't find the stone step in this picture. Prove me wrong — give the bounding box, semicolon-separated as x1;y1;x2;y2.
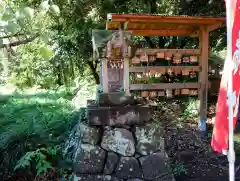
87;104;152;126
98;92;135;106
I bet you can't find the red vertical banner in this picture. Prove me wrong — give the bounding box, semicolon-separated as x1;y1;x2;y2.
211;0;240;153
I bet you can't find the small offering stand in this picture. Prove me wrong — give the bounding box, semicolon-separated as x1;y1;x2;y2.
95;14;225;132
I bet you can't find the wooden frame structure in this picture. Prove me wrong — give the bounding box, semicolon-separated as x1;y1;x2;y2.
102;13;225;131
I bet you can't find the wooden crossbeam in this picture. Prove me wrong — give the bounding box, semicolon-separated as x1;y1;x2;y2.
135;49;201;55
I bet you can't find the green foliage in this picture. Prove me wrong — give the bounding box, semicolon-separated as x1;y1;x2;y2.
39;46;54;59
0;87;79;179
119;87;124;92
14;146;58;176
180;98;199;120
79;107;87;120
172;162;186;176
8;41;56;88
50;5;60;16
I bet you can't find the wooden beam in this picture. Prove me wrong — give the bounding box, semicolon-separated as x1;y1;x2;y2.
199;26;209;132
130;83;200;90
129;66;201;72
108;14;225;25
207;22;225;32
135;49;201;55
102;58;109;93
131;29;196;37
120;24;130;93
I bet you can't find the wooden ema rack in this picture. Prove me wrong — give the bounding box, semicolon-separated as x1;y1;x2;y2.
101;14;225;132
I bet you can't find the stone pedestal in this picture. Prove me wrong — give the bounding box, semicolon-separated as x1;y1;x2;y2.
66;93;175;181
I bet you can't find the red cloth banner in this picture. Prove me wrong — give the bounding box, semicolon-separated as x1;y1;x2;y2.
211;0;240;153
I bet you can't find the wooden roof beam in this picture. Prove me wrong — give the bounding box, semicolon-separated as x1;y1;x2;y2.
206;22;225;32
131;29;199;37
108;14;225;25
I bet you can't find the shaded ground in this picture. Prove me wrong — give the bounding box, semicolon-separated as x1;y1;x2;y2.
163;121;229;181
154;97;231;181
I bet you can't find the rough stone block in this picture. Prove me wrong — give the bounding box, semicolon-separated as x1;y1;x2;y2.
79;122;101;145
73;174;122;181
139;152;170;180
98;92;135;106
73;144;106;174
153;173;175;181
88;105;152;126
135;121;164;155
101;127;135;156
115;157;143;179
103;152;119;175
87;99;96;106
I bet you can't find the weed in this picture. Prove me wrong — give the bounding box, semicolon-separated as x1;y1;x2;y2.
14;146;58;176
172;162;186;176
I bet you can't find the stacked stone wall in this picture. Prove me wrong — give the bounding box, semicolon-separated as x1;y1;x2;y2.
66;93;175;181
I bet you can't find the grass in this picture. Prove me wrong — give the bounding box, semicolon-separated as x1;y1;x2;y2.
0;81;96;180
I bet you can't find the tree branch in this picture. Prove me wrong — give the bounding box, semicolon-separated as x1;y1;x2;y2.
0;33;25;39
0;35;38;48
144;37;154;48
179;37;190;48
87;59;100;84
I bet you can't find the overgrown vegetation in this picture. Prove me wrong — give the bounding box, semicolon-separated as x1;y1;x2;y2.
0;88;74;179
0;80;96;180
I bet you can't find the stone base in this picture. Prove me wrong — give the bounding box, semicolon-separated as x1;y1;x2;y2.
87;105;152;126
98;92;135;106
68;119;174;181
66;96;174;181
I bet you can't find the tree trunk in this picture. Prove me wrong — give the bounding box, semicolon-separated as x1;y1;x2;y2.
149;0;157;13
56;64;63;86
158;37;166;48
144;37;155;48
87;60;100;84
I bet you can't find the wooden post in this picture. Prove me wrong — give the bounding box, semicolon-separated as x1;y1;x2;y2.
100;59;103;86
120;26;130;93
123;58;130;93
199;26;209;132
102;58;109;93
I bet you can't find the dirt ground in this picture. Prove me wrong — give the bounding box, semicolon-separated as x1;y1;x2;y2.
157;98;232;181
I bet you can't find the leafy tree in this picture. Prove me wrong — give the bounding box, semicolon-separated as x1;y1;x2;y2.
1;0;226;87
0;0;61;86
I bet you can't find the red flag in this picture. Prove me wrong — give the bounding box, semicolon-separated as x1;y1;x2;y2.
211;0;240;153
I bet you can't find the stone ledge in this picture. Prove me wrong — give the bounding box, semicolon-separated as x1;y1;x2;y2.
87;105;152;126
98;92;135;106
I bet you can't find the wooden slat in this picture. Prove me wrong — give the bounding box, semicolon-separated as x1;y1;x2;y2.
130;83;200;90
199;26;209;132
129;66;201;72
135;49;201;55
129;67;147;72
